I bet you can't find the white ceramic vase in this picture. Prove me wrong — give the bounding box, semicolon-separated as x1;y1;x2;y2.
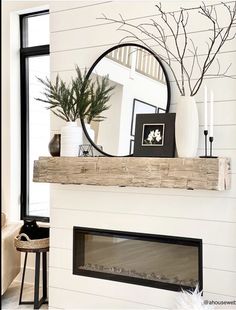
175;96;199;158
60;121;82;156
83;123;95;144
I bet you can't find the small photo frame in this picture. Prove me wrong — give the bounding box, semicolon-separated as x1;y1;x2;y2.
134;113;176;157
130;99;157;136
142;124;165;146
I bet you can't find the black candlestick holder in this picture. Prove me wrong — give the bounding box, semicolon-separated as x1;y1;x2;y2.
199;130;208;158
209;136;218;158
199;130;218;158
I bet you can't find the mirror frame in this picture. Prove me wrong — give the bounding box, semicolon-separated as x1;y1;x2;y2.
81;43;171;157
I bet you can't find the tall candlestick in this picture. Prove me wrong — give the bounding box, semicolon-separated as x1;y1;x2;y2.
204;85;208;130
209;91;214;137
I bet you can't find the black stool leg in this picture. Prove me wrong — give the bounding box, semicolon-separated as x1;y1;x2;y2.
42;252;47;300
19;252;28;305
34;252;41;309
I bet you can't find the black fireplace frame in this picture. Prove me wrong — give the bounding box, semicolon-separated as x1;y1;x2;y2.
73;227;203;292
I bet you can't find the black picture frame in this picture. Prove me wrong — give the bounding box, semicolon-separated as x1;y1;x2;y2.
130;99;157;136
133;113;176;157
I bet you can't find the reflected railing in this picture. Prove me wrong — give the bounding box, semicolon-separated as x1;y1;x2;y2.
106;46;165;83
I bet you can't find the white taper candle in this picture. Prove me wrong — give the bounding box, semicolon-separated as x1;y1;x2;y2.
209;91;214;137
204;85;208;131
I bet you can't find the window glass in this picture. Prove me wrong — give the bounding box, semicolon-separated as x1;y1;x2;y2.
28;55;50;217
25;13;49;47
21;11;50;220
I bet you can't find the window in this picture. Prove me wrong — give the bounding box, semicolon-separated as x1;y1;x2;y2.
20;11;50;222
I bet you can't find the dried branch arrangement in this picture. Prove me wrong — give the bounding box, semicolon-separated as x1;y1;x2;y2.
101;2;236;96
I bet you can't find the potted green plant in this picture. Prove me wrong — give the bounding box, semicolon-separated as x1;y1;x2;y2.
72;66;115;144
36;66;115;156
36;73;83;156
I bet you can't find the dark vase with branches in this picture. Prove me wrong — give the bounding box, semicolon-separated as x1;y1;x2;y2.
36;65;115;156
101;2;236;157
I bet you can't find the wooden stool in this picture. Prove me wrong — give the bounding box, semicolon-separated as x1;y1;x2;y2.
16;247;49;309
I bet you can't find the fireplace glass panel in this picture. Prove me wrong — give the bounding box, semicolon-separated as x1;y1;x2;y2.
73;228;202;292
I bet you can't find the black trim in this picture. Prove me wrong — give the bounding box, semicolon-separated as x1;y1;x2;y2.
20;10;49;48
20;46;50;57
73;227;203;292
20;10;49;19
20;53;29;221
80;43;171;157
20;11;50;222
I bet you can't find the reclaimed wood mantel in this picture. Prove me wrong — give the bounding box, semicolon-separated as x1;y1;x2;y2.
33;157;231;191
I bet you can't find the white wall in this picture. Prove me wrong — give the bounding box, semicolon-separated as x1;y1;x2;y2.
2;0;236;307
49;0;236;309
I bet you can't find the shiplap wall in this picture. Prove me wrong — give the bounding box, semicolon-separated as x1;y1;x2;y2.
49;1;236;309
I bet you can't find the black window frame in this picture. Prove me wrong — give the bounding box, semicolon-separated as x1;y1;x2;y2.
20;10;50;222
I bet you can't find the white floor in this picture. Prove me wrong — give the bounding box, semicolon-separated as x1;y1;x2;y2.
1;281;48;309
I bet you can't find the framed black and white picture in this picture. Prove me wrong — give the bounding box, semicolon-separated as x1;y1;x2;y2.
130;99;157;136
134;113;176;157
142;123;165;146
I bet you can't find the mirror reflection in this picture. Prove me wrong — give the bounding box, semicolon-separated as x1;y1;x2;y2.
85;44;170;156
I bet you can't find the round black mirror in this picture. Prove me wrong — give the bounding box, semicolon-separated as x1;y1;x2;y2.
81;43;171;157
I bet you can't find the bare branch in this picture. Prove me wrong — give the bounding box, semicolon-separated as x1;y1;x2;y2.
204;74;236;79
192;1;236;95
100;2;236;97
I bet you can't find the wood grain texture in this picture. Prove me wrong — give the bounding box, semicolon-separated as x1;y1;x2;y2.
33;157;231;191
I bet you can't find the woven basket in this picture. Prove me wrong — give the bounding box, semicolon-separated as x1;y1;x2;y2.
14;233;49;250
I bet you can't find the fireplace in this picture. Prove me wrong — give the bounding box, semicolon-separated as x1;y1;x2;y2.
73;227;202;292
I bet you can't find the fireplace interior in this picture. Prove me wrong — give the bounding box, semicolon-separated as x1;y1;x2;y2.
73;227;202;292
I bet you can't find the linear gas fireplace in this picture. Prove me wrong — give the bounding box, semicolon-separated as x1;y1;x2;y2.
73;227;202;292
